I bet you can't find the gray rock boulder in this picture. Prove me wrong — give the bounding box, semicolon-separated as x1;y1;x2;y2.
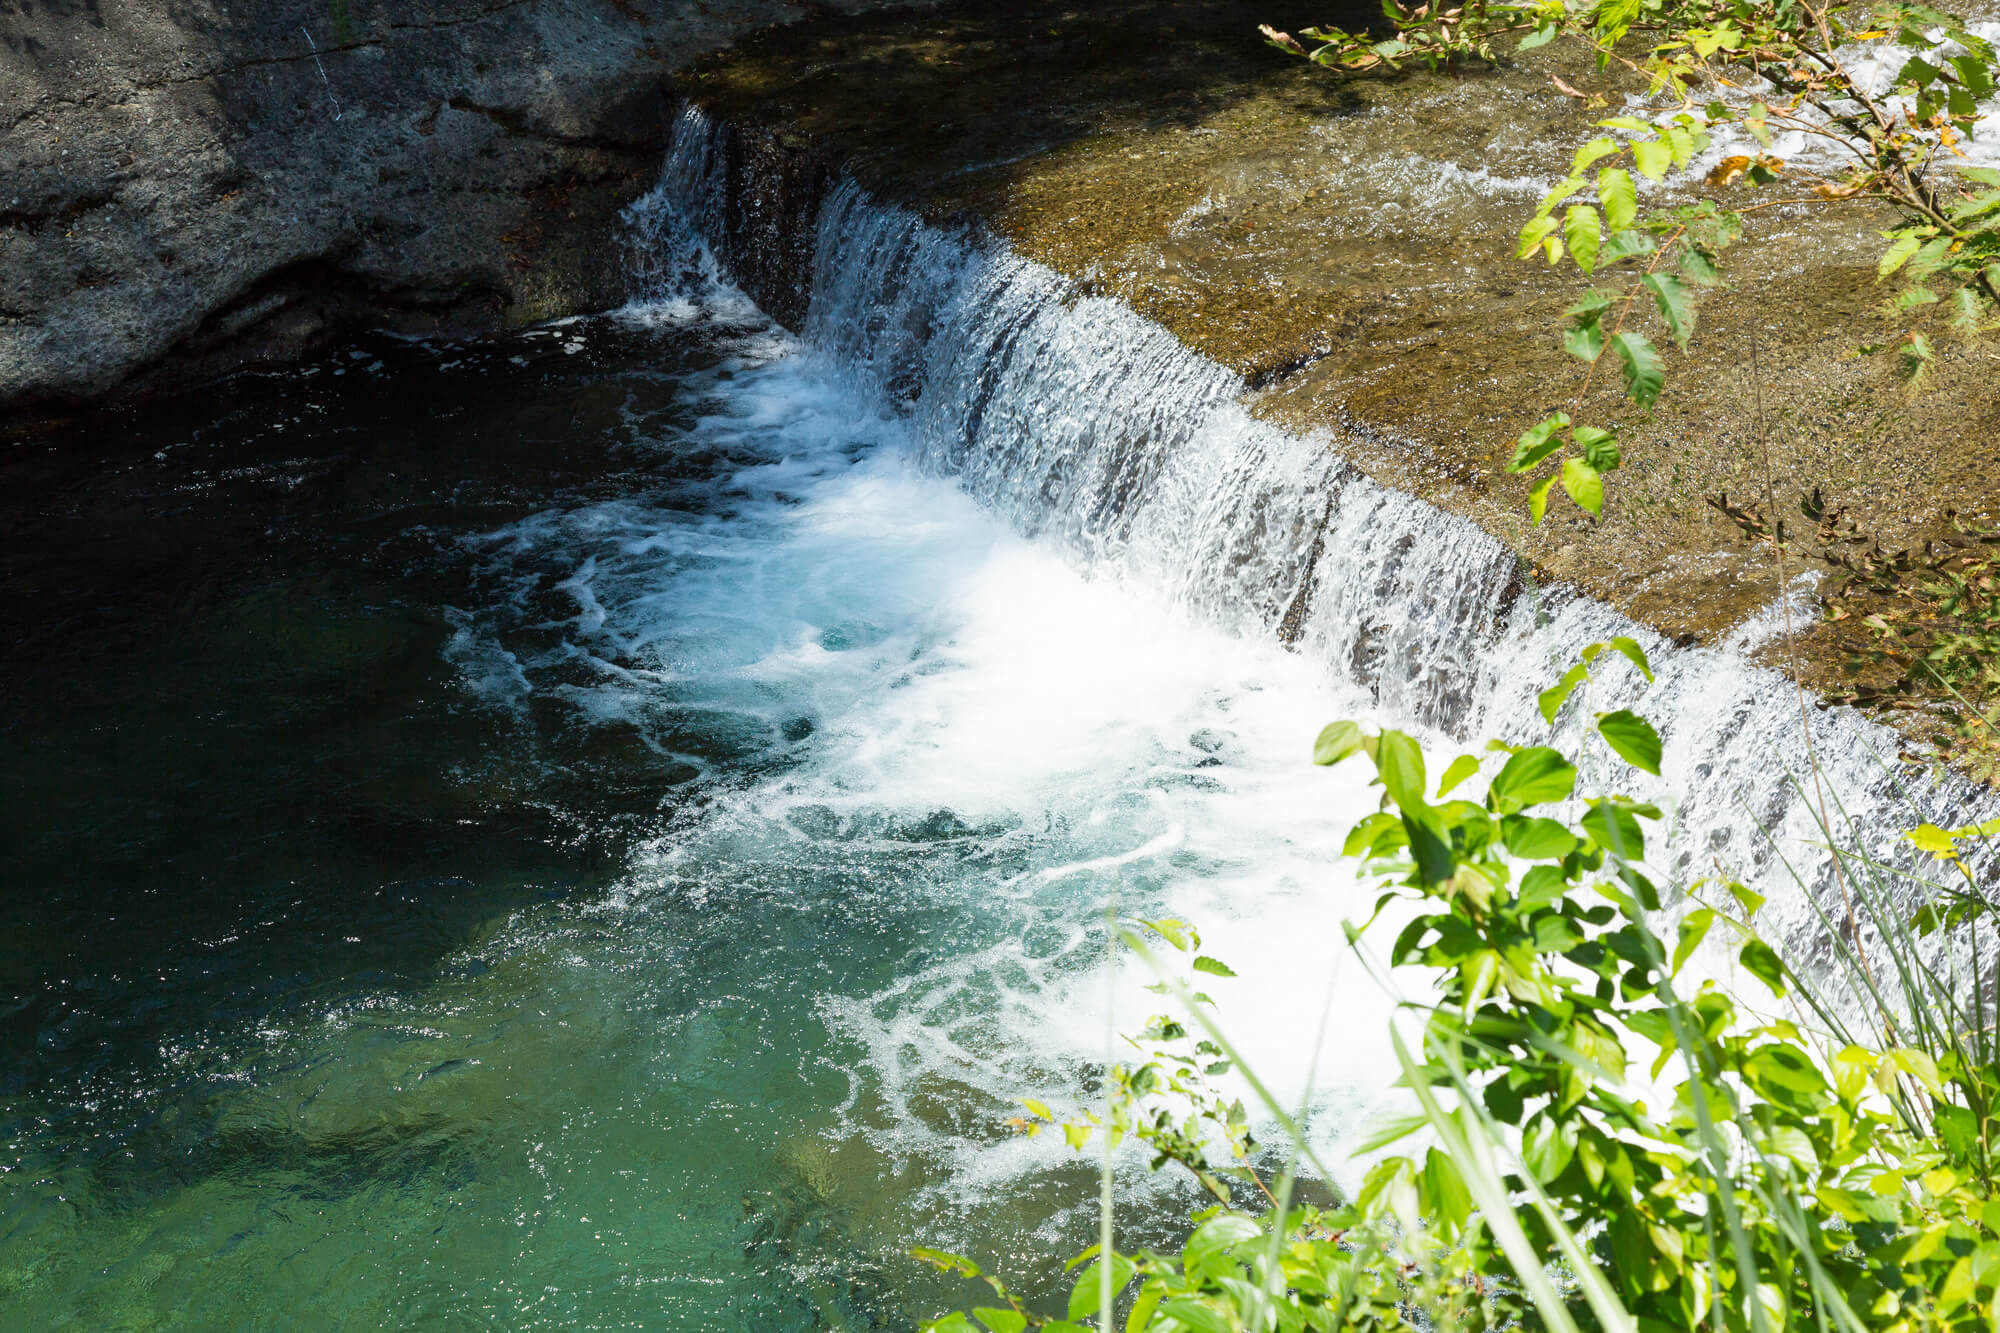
0;0;920;413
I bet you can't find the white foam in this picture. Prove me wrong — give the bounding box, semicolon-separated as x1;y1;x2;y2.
597;106;2000;1210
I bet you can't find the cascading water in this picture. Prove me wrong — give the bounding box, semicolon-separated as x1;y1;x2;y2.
638;102;2000;996
4;96;1996;1333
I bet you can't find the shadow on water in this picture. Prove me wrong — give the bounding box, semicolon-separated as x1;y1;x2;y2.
681;0;1381;206
0;318;743;1139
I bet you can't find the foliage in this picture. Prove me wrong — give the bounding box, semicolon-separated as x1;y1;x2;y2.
1264;0;2000;524
1010;920;1269;1207
919;642;2000;1331
1714;491;2000;778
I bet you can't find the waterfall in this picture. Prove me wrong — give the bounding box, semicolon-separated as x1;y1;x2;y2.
630;104;1998;1004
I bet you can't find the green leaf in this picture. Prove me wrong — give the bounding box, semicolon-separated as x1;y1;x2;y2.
1522;1115;1576;1181
1632;138;1673;182
1598;229;1655;264
1123;1288;1165;1333
1067;1254;1135;1322
1596;709;1663;775
1529;472;1559;525
1517;864;1568;910
1503;814;1578;859
1954;54;1997;98
1437;753;1480;797
1374;729;1427;811
1571;136;1619;174
1598;167;1637;232
1575;425;1620;472
1743;1042;1829;1112
1879;232;1924;278
1353;1111;1429;1153
1740;937;1787;994
1564;316;1606;362
1403;807;1457;886
1679;246;1722;287
1908;823;1961;858
1343;811;1406;859
1488;747;1578;814
1580;801;1646;859
1183;1213;1260;1276
1672;907;1714;974
1585;635;1655;681
1610;330;1664;409
1564;204;1603;274
1951;187;2000;224
1156;1301;1233;1333
1640;272;1696;349
1191;955;1237;978
1423;1146;1474;1232
1517;214;1559;260
1568;1017;1628;1081
1936;1102;1981;1160
1565;288;1618;320
912;1247;982;1278
975;1310;1027;1333
1313;719;1365;766
1538;663;1588;722
1951;285;1984;333
1745;103;1772;148
1562;457;1603;517
1904;240;1951;285
1660;120;1700;167
1507;411;1571;472
1532;918;1584;964
1519;21;1558;50
1897;55;1946;89
1725;881;1764;918
1885;1045;1941;1093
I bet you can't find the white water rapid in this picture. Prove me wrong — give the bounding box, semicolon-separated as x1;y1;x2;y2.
632;104;2000;990
12;100;2000;1333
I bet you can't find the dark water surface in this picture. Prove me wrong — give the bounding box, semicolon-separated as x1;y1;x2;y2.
0;296;1373;1328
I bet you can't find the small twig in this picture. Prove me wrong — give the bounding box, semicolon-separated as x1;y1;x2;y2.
1749;309;1887;1020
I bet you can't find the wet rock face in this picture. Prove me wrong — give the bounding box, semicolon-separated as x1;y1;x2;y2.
0;0;926;414
682;0;2000;665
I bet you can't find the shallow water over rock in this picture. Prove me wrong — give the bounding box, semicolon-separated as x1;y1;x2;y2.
680;0;2000;666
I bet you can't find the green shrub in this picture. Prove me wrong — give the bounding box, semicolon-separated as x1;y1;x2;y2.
919;642;2000;1331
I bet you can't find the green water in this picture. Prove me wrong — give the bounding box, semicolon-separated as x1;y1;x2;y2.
0;301;1377;1328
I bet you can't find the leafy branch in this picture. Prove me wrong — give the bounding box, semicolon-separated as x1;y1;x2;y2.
1267;0;2000;523
1715;490;2000;776
921;642;2000;1330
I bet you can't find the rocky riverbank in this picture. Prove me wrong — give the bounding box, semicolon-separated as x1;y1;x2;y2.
677;0;2000;681
0;0;927;418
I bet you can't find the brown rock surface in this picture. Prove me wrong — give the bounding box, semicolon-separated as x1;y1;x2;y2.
682;0;2000;674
